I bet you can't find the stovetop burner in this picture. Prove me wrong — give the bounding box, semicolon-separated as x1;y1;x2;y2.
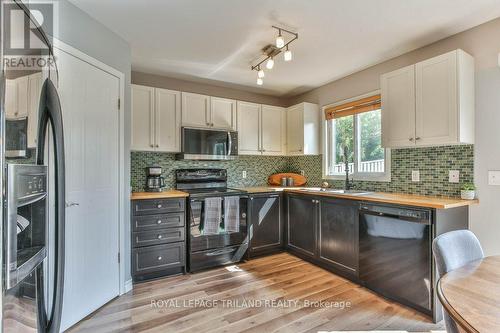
183;188;247;198
175;169;247;197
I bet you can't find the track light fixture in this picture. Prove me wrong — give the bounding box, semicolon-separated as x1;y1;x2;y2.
251;25;298;85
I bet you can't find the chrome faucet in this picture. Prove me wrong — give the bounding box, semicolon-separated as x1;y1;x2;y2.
343;146;354;190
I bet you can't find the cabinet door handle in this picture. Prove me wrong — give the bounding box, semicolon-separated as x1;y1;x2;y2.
157;256;162;261
409;138;414;142
156;220;162;224
157;234;163;239
157;204;162;208
415;137;421;141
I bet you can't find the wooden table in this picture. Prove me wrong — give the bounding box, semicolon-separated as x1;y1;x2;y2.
437;256;500;333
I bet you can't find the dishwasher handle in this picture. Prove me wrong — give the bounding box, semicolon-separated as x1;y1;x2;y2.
359;207;431;225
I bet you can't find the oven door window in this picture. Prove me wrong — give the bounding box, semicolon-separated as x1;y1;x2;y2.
183;129;228;156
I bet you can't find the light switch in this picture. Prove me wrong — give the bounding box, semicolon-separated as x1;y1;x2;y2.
449;170;460;183
412;170;420;182
242;171;247;179
488;170;500;185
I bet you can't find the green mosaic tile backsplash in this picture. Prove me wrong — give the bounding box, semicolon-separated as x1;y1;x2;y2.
131;144;473;197
131;152;289;190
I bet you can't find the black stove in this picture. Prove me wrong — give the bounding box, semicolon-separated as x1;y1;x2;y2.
175;169;246;197
175;169;249;272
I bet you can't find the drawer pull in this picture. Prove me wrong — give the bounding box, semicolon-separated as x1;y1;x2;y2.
157;220;162;224
157;256;162;261
157;204;162;208
157;234;163;239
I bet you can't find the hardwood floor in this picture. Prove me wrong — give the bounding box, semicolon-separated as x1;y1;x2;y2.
69;253;444;333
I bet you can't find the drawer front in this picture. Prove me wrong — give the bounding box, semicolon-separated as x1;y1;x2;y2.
132;228;185;248
132;212;184;232
133;199;185;215
132;243;185;275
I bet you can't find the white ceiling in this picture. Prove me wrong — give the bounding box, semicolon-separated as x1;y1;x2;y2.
70;0;500;97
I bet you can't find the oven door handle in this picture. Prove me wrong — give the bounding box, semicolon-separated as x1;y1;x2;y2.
206;248;235;256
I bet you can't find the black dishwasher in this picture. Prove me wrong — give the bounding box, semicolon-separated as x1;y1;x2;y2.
359;203;432;314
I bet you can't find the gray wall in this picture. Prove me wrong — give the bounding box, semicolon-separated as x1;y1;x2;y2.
132;71;285;107
53;0;132;282
287;17;500;256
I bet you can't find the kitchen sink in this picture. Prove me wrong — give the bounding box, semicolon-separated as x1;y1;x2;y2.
319;189;373;195
295;188;373;195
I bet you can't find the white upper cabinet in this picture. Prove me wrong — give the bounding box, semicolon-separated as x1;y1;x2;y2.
381;49;474;148
211;97;236;130
237;101;261;155
5;79;17;119
287;102;320;155
5;76;29;119
155;88;181;152
181;92;210;128
261;105;286;155
132;85;182;152
5;73;43;148
132;84;155;151
381;65;416;148
182;93;235;130
16;76;29;118
237;102;286;156
27;72;43;148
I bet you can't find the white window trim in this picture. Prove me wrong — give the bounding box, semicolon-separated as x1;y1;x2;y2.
321;90;391;182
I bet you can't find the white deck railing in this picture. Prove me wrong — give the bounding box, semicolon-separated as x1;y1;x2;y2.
330;159;384;174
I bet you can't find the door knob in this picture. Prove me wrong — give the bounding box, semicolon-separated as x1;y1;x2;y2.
65;201;79;207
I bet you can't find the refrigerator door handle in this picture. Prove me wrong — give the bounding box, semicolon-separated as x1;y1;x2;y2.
36;78;66;333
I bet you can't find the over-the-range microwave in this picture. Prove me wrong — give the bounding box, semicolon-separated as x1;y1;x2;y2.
176;127;238;161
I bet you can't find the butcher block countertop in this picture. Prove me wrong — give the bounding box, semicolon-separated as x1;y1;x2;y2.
238;187;478;209
131;190;189;200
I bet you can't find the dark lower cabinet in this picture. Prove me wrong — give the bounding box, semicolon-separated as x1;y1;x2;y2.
287;194;317;257
318;198;358;275
131;198;186;282
248;193;283;257
286;193;358;278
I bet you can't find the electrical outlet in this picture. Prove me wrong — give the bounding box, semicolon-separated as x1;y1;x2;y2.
412;170;420;182
242;171;247;179
488;170;500;185
449;170;460;183
300;170;305;176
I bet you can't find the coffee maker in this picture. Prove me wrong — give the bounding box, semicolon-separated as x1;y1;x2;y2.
146;166;165;192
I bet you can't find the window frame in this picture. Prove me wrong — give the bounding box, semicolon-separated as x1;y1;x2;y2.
322;90;391;182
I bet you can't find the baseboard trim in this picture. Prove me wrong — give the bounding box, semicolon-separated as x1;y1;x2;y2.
124;279;133;293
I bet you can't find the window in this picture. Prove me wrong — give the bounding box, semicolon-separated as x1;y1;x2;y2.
324;93;390;181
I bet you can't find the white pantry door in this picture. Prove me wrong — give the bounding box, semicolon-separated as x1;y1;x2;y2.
56;49;120;331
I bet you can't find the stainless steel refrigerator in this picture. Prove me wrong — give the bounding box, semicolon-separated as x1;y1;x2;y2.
1;0;65;332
